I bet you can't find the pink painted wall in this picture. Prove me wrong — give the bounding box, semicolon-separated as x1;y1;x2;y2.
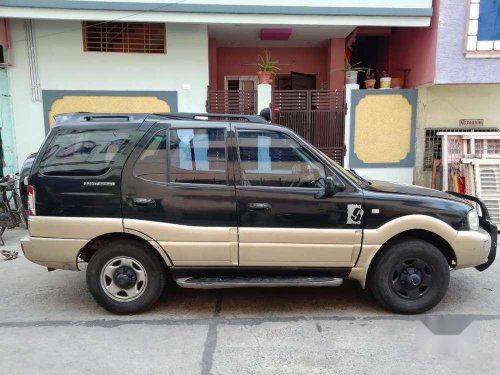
0;18;10;48
208;38;217;89
388;0;438;87
215;47;332;90
327;38;345;89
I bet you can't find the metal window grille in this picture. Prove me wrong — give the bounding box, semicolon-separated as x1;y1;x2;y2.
423;127;500;171
83;21;165;53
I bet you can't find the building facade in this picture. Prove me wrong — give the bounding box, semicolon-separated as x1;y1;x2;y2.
7;0;497;190
0;0;433;173
413;0;500;188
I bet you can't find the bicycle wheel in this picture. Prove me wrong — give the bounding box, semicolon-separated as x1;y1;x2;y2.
13;191;27;229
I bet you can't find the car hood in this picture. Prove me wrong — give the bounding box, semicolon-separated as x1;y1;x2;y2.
365;180;472;205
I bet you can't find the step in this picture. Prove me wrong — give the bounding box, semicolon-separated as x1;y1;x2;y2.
175;276;343;289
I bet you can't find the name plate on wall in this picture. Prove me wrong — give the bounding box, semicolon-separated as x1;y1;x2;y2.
459;119;484;127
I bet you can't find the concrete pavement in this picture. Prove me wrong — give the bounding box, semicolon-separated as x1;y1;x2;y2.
1;228;500;374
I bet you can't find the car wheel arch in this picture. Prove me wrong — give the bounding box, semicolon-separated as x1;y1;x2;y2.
78;232;172;268
350;228;457;288
366;229;456;280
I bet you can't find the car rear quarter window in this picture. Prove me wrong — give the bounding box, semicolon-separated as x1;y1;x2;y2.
38;129;133;176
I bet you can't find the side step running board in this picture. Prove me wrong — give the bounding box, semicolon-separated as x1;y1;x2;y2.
175;276;343;289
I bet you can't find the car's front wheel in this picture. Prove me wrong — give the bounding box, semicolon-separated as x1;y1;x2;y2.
86;239;166;314
368;238;450;314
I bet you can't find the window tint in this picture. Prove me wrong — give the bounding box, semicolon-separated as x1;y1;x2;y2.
237;130;325;188
133;130;167;183
169;128;227;185
39;129;132;176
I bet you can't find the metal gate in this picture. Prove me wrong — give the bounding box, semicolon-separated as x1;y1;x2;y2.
271;90;346;165
207;90;257;115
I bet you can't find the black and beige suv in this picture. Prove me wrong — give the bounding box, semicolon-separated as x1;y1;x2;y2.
21;113;497;314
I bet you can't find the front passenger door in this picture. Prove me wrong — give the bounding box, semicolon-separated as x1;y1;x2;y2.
234;128;363;267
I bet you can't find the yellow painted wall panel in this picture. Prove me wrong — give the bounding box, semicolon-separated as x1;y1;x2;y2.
48;95;171;126
354;94;412;163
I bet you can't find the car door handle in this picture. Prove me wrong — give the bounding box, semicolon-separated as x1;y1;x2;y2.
248;202;272;211
132;198;156;208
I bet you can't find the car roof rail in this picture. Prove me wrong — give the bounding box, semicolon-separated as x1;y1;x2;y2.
53;112;141;125
153;112;270;124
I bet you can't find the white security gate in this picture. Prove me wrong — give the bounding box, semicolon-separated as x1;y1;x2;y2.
439;131;500;226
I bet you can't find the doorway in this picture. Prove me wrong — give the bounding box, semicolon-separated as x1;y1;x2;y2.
276;72;316;90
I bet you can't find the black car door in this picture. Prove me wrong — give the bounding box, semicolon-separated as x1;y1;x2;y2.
121;121;238;266
233;125;364;267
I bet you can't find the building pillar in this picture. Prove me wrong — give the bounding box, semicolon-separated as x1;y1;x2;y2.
0;68;17;176
344;83;359;168
208;38;217;90
257;83;272;115
327;38;345;89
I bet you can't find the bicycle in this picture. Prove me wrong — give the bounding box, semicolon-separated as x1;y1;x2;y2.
0;174;28;246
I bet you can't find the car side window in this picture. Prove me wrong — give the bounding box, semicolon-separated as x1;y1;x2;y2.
236;130;325;188
133;130;167;183
169;128;227;185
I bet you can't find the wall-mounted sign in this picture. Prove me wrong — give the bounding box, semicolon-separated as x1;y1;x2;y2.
459;119;484;127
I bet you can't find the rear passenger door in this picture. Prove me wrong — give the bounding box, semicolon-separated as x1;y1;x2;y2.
121;122;238;266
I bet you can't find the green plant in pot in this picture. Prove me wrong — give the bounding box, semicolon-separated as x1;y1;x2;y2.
256;50;280;84
364;68;376;89
341;57;366;84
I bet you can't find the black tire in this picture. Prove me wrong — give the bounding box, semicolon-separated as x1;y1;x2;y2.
86;239;166;314
368;238;450;314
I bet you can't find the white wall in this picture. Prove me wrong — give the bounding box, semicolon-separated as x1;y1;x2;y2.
354;168;414;185
8;19;209;167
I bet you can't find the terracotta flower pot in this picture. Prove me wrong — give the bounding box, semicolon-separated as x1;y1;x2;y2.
364;79;376;89
379;77;392;89
257;71;273;84
391;77;403;89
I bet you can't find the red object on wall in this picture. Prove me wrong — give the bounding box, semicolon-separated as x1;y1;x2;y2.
0;18;10;49
458;175;466;194
345;49;351;61
260;28;293;41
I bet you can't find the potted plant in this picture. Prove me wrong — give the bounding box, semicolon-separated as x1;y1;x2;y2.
256;50;279;84
391;77;403;89
341;57;366;84
379;70;392;89
364;68;376;89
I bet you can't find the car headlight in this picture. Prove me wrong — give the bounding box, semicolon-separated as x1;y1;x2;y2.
467;209;480;231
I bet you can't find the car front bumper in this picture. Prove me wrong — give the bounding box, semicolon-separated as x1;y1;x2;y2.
446;191;497;271
475;218;497;271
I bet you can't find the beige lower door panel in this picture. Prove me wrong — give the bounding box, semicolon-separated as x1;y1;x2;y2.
239;228;362;267
124;219;238;266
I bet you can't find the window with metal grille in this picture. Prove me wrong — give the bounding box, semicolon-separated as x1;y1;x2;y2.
83;21;165;53
423;127;500;171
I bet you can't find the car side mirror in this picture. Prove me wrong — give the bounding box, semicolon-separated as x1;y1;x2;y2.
315;176;345;199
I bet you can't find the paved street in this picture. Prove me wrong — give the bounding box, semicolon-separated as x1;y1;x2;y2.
1;228;500;374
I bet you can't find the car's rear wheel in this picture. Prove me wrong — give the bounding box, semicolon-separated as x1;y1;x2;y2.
86;239;166;314
368;238;450;314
